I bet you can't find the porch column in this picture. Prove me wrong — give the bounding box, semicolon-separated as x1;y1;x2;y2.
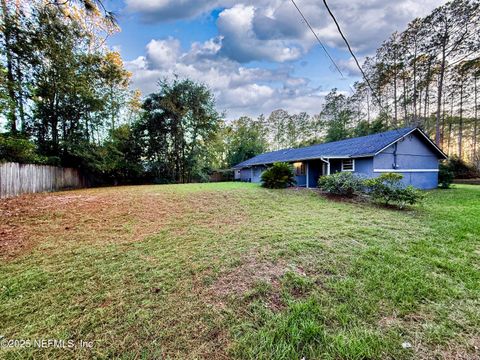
306;162;309;188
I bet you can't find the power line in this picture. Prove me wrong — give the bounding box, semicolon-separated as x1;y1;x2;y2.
321;0;382;108
290;0;345;79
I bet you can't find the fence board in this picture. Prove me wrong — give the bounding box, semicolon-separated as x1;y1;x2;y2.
0;162;84;198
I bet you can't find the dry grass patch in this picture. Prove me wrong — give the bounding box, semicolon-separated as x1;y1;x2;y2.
0;185;251;260
1;183;479;359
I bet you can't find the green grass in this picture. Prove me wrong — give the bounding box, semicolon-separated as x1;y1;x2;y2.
0;183;479;359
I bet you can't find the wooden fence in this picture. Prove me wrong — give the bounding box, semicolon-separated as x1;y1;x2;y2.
0;162;85;198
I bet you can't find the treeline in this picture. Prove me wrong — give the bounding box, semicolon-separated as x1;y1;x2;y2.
0;1;222;184
351;0;480;165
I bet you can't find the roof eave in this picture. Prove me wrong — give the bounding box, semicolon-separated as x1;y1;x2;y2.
234;154;375;168
374;128;448;159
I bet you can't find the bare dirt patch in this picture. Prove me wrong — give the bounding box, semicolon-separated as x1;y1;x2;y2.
204;251;305;311
0;188;187;260
415;337;480;360
0;187;250;260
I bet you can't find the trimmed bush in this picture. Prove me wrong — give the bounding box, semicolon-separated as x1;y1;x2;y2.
317;172;364;197
438;163;454;189
363;173;423;208
261;162;296;188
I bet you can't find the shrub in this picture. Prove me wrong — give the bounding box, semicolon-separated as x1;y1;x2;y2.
444;156;479;179
363;173;423;208
261;162;295;188
317;172;364;197
438;163;454;189
0;134;47;164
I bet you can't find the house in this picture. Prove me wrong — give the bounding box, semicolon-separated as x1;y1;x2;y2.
233;127;447;190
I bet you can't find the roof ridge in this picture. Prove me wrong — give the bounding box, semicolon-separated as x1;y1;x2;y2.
233;126;420;168
262;126;416;155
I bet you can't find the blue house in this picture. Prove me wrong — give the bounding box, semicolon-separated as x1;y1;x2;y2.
233;127;447;190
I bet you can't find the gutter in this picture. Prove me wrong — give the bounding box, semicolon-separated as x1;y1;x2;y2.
320;157;330;175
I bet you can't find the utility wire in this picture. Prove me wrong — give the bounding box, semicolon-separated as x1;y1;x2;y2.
321;0;383;108
290;0;345;79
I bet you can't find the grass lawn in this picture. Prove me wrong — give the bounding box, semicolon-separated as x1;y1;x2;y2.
0;183;479;359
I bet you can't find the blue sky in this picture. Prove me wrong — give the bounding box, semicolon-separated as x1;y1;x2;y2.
106;0;446;119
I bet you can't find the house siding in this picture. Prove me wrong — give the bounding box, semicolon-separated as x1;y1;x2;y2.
354;158;374;177
240;166;266;182
295;173;306;186
240;168;251;182
372;132;439;189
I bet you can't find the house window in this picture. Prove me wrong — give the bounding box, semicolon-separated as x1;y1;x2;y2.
341;159;355;172
293;162;305;176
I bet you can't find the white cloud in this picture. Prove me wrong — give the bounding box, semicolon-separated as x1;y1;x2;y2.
125;37;326;119
337;57;364;77
217;4;304;63
123;0;448;118
145;38;181;68
126;0;447;57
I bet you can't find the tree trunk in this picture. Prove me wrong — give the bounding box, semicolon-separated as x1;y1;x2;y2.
458;81;463;157
393;56;398;126
474;75;478;160
447;91;454;154
441;93;446;149
435;35;447;145
402;74;408;124
424;60;432;123
366;92;370;123
1;0;17;133
412;46;418;122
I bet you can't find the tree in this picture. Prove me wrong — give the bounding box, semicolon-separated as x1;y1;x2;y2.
139;78;221;183
31;6;106;162
99;51;131;131
0;0;35;134
344;0;480;166
100;124;144;184
320;89;354;142
267;109;290;150
423;0;479;145
225;116;268;167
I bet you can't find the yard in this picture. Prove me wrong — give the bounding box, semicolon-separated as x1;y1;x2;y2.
0;183;479;359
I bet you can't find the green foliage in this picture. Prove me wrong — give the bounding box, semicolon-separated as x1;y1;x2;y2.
138;78;221;183
438;163;454;188
321;89;355;142
353;115;388;137
443;156;479;179
260;162;295;188
364;173;424;208
225;116;268;168
100;125;144;184
58;125;144;186
318;172;364;197
0;134;46;164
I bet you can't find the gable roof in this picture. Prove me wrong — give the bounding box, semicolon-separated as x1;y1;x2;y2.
234;127;447;168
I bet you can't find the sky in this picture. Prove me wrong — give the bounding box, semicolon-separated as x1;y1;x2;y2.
105;0;447;120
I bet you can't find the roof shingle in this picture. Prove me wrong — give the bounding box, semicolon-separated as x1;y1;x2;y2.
234;127;417;168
